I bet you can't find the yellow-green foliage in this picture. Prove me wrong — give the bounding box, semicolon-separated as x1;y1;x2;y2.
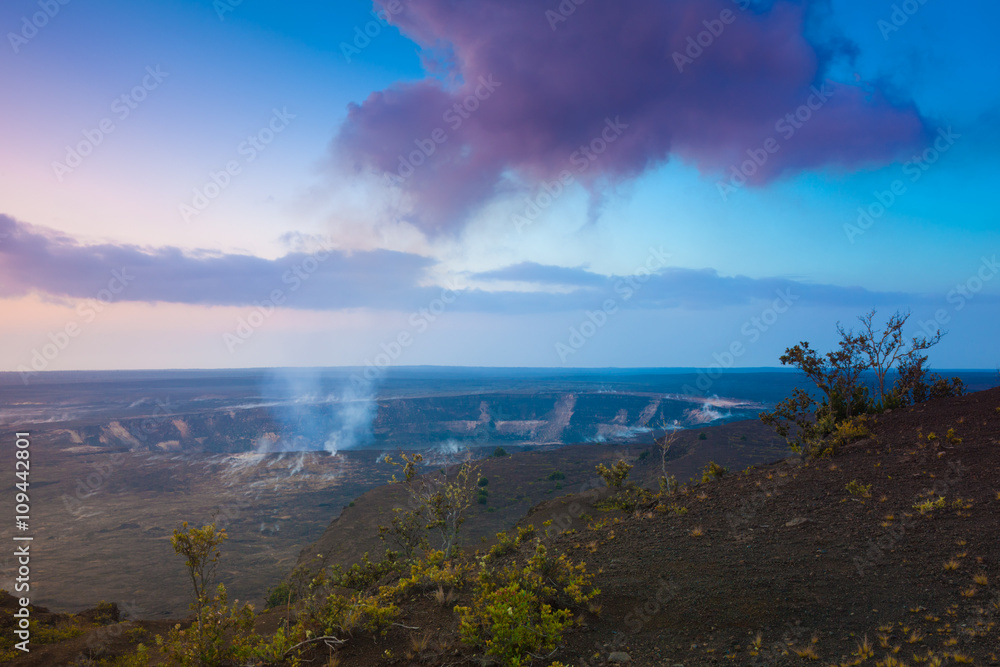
385;550;470;597
316;591;399;637
831;415;871;449
913;496;947;514
94;600;120;625
456;543;599;666
596;460;632;489
700;461;728;483
90;647;153;667
664;503;688;515
29;618;85;644
456;581;571;667
658;474;679;495
845;479;872;498
0;617;85;660
155;584;263;667
597;484;652;512
328;550;403;592
487;525;537;560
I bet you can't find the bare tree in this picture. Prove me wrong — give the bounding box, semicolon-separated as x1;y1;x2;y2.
655;421;681;493
854;309;942;406
763;309;952;458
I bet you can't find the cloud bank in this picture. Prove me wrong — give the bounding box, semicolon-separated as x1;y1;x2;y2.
0;214;433;310
334;0;930;232
1;215;969;315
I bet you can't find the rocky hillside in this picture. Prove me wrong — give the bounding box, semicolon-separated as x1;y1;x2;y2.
5;388;998;666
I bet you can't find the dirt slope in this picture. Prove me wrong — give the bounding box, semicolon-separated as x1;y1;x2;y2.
541;386;1000;666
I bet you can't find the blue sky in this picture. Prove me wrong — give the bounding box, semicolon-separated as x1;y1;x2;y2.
1;0;997;373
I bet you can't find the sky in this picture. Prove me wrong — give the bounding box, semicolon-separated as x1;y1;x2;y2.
1;0;998;376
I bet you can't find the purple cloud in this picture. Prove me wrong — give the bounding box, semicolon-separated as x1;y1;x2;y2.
0;215;434;310
4;215;972;314
334;0;929;231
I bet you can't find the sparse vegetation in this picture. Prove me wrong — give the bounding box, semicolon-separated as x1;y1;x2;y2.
595;460;653;512
913;496;947;514
761;310;962;458
384;452;482;556
11;375;1000;667
846;479;873;498
157;522;299;666
700;461;728;483
655;423;681;493
455;543;598;666
595;460;632;489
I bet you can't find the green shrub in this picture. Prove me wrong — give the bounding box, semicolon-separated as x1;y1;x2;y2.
457;582;571;667
264;581;296;610
597;485;652;512
845;479;872;498
493;447;508;457
328;551;403;593
315;591;398;637
761;310;953;458
595;461;632;489
155;584;257;667
94;600;121;625
914;496;946;514
456;543;598;666
700;461;727;483
547;471;566;481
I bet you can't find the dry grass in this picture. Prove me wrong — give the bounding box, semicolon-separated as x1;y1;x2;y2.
433;586;459;607
794;645;819;659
